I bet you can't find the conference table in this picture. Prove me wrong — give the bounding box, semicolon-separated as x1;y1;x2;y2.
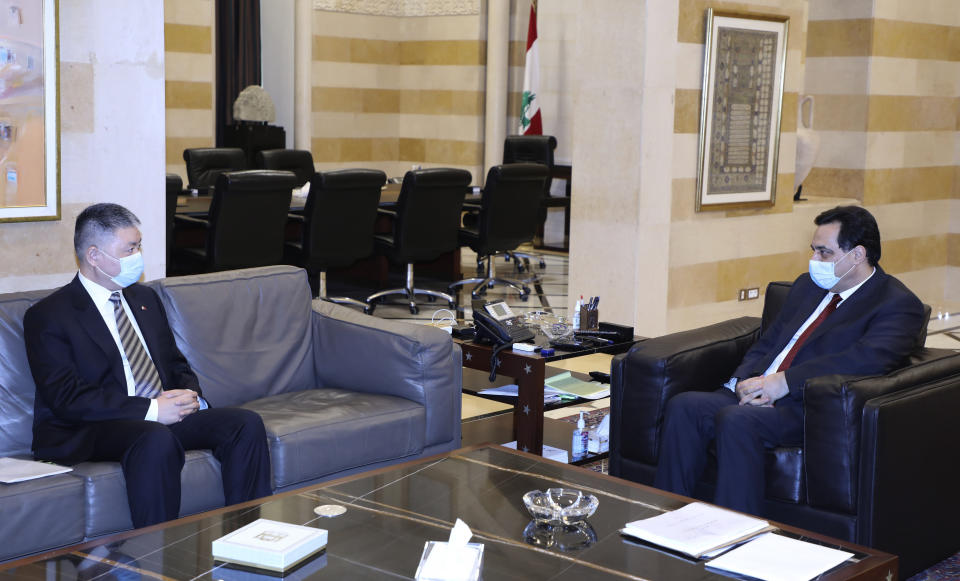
0;445;898;580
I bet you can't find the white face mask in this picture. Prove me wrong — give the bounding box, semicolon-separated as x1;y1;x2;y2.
809;249;854;290
97;250;144;288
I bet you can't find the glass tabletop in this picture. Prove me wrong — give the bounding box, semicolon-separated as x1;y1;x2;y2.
1;446;889;580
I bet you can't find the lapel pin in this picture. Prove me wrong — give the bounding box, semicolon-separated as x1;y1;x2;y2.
141;305;147;311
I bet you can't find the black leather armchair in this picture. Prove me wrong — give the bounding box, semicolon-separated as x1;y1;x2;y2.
175;170;297;273
448;163;547;299
165;174;183;268
285;168;386;307
182;147;247;192
257;149;316;188
609;280;960;577
502;134;564;262
365;168;471;315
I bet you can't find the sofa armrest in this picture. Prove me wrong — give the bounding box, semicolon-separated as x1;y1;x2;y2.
309;300;462;449
610;317;761;471
803;348;960;515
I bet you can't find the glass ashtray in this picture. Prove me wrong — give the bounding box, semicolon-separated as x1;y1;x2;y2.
522;488;598;525
538;315;574;340
522;520;598;551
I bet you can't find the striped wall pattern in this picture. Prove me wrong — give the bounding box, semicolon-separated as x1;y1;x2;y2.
665;0;808;331
310;10;485;180
802;0;960;305
163;0;215;182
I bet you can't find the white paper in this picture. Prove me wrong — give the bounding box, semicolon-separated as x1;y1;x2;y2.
0;457;72;483
706;532;853;581
622;502;769;557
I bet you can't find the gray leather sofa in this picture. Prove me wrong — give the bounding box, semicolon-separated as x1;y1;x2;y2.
0;265;462;562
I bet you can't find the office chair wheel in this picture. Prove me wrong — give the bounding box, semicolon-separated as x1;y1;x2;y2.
538;259;546;269
363;306;373;315
410;305;420;315
448;300;457;309
517;262;526;273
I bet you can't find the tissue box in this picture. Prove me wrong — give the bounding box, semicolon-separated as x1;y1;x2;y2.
212;518;327;573
415;541;484;581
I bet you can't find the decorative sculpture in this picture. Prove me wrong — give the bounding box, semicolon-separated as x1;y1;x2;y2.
233;85;276;123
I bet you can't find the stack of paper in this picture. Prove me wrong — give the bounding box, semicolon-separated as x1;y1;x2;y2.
706;532;853;581
621;502;772;558
544;372;610;400
477;384;567;405
0;457;72;483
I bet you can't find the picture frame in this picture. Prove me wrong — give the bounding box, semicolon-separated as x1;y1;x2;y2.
0;0;59;223
695;9;788;211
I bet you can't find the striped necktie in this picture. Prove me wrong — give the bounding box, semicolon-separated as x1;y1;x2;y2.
109;292;162;398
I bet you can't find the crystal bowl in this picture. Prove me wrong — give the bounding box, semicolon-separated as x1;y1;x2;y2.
522;488;599;525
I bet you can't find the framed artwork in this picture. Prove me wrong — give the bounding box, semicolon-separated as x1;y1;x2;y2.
0;0;59;223
695;9;788;211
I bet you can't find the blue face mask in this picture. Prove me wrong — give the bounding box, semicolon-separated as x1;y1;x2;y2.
97;250;144;288
808;249;854;290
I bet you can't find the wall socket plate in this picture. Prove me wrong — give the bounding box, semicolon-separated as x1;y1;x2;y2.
738;287;760;301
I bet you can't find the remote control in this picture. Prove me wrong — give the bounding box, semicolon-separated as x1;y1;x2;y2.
589;371;611;384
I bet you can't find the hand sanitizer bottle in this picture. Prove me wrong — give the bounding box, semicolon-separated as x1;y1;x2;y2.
572;411;588;460
572;296;582;330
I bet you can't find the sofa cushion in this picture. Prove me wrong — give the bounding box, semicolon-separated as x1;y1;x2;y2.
150;266;316;407
0;472;85;561
0;289;53;457
242;388;425;489
71;451;225;537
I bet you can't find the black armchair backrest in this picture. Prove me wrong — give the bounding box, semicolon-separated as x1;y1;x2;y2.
474;163;547;255
503;135;557;197
256;149;316;188
761;280;932;350
207;170;297;271
302;168;386;271
393;168;472;263
183;147;247;190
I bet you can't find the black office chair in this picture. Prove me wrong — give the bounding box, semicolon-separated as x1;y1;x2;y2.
257;149;316;189
174;170;297;273
285;169;386;308
448;164;547;299
182;147;247;192
502;134;561;268
365;168;472;315
165;174;183;270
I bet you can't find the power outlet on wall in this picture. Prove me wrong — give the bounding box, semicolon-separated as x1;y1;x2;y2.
738;287;760;301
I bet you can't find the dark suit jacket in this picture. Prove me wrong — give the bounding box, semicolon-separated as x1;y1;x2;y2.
23;276;201;463
733;266;925;406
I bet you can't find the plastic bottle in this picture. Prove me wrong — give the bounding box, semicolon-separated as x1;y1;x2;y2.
572;411;588;460
572;295;582;330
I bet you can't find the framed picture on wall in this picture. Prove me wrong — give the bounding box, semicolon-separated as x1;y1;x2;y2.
0;0;59;223
695;9;788;211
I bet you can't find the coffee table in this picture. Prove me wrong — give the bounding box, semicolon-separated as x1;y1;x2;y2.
0;445;897;580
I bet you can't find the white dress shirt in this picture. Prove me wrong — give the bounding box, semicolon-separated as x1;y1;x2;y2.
78;272;161;421
726;268;876;391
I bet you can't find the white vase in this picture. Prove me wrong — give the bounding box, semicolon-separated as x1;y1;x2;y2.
794;95;820;192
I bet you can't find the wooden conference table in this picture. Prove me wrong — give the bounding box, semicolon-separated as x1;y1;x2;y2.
0;445;898;580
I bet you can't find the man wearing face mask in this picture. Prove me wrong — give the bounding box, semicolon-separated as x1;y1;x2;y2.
23;203;272;528
654;205;925;516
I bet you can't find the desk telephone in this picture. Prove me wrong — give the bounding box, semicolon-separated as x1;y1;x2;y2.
473;300;535;346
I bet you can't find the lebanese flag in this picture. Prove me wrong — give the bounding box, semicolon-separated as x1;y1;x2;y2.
519;1;542;135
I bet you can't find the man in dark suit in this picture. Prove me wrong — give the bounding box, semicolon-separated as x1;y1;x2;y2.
23;203;271;528
654;205;925;516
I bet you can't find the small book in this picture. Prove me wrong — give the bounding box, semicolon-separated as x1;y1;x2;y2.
0;457;72;483
212;518;328;573
621;502;773;558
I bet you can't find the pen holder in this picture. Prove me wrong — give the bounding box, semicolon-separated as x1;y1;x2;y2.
579;305;599;331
